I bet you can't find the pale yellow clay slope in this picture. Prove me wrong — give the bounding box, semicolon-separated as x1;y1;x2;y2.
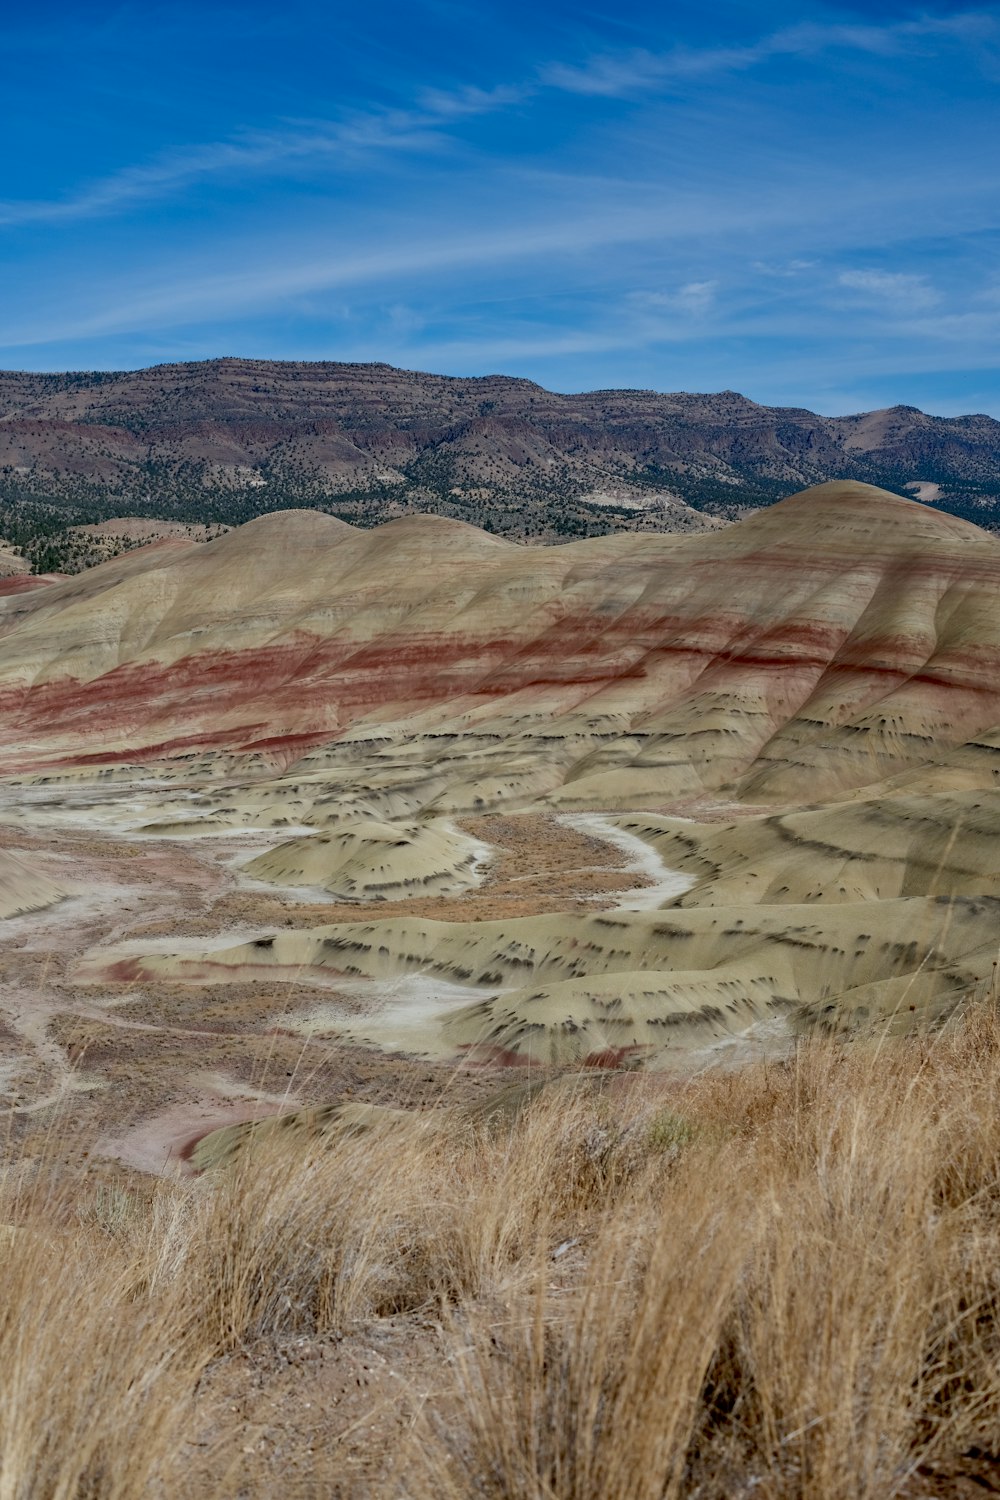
242;817;487;901
189;1101;417;1172
0;849;67;919
618;790;1000;906
188;1074;585;1171
80;889;1000;1065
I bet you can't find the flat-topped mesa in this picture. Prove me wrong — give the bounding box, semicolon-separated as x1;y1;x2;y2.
2;481;1000;806
3;362;997;527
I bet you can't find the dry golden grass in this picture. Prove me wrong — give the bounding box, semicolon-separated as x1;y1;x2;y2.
6;1013;1000;1495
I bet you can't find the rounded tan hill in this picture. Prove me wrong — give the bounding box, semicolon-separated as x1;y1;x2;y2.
241;817;487;900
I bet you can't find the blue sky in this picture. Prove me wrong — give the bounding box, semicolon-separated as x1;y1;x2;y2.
2;0;998;413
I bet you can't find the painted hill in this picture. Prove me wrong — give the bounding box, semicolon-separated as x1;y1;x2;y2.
1;360;998;563
2;479;1000;812
12;478;1000;1061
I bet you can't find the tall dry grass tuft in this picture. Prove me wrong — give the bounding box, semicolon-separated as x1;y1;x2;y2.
0;1205;203;1499
144;1086;647;1357
420;1142;755;1500
723;1048;943;1497
8;1012;1000;1493
411;1020;1000;1499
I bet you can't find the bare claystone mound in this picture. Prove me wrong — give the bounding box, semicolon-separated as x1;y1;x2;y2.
78;890;1000;1066
0;849;68;919
618;791;1000;906
242;817;487;901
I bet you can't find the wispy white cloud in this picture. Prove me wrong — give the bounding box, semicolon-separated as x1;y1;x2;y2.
0;125;425;228
3;147;987;355
4;11;993;231
0;208;695;346
332;288;735;370
0;89;522;229
838;269;940;310
414;82;529;117
541;12;998;97
630;280;718;314
371;328;638;365
753;258;816;278
2;2;997;419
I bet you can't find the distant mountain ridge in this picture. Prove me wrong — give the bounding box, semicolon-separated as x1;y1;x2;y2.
1;358;998;567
